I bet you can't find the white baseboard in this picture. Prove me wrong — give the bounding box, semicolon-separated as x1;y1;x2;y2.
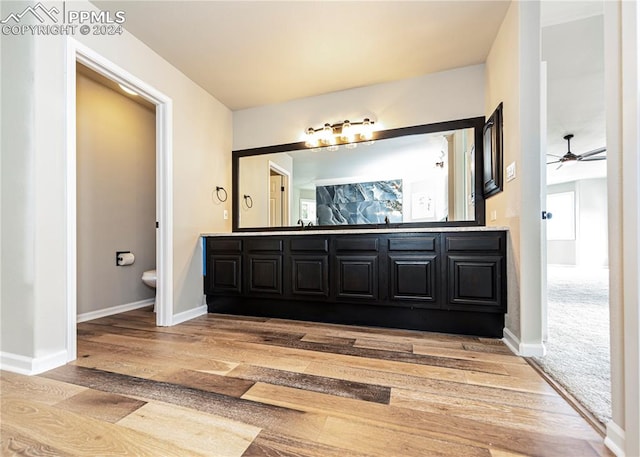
605;420;626;456
172;304;207;325
77;298;155;323
0;349;68;375
502;327;546;357
502;327;521;355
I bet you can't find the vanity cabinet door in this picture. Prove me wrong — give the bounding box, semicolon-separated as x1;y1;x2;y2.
290;255;329;297
386;235;440;308
333;236;380;302
206;238;242;295
244;237;284;296
289;237;330;299
247;254;283;295
388;255;438;305
443;233;506;313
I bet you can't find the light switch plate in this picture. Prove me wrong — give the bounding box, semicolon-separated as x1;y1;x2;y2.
223;209;229;220
490;210;497;221
506;162;516;182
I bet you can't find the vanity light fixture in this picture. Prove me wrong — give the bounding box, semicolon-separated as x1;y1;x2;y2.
305;118;376;149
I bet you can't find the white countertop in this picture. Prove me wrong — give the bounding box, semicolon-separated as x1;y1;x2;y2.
202;226;509;237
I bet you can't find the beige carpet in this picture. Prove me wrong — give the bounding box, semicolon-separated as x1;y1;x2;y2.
534;265;611;425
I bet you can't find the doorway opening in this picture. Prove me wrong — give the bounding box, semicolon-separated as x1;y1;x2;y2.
535;5;611;430
268;162;290;227
75;63;157;323
65;39;173;362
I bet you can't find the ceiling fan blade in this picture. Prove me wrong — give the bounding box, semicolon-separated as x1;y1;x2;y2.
579;156;607;162
579;147;606;159
546;160;561;165
556;163;563;170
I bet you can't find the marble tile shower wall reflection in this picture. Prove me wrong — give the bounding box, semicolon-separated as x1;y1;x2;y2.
316;180;403;225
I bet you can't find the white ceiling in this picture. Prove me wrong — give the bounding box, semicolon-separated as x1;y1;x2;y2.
91;0;510;110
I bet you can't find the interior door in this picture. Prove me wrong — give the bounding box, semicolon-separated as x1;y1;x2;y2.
269;174;282;227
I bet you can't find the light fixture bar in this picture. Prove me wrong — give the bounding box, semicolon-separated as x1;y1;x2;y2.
305;118;376;148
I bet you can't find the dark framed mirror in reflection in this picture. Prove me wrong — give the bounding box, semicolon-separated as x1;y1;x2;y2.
232;117;486;232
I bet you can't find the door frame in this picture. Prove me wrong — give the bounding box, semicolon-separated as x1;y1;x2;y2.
268;161;291;226
65;38;174;362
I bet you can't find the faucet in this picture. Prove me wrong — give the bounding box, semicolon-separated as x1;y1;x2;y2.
306;221;314;228
384;216;390;226
297;219;304;229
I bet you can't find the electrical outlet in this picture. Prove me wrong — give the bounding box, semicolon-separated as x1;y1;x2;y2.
490;210;497;221
223;209;229;220
506;162;516;182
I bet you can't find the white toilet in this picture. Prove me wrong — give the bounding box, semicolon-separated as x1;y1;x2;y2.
142;269;157;288
142;269;157;311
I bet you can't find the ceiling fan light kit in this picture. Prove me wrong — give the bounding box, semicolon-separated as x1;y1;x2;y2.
546;133;606;169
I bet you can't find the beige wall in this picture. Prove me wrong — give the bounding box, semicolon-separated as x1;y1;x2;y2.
76;73;156;314
233;64;485;150
485;1;543;353
485;1;522;340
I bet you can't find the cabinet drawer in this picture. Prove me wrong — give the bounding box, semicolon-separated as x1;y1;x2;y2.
335;237;379;252
290;238;329;252
388;236;436;251
445;234;503;252
208;238;242;252
246;238;283;252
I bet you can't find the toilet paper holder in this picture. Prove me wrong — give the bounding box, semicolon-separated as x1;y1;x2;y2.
116;251;135;266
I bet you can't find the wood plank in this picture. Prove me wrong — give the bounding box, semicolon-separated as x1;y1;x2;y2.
1;424;72;457
241;430;374;457
300;334;356;346
317;416;490;457
354;338;414;353
242;382;601;457
0;371;87;405
228;364;391;404
390;387;599;439
413;343;527;365
153;369;255;397
464;370;558;395
2;398;204;456
118;401;260;457
54;389;146;423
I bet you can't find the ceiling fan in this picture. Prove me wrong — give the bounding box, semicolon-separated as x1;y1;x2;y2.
547;134;606;169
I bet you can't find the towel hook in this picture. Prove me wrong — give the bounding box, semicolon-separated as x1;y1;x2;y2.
243;194;253;208
214;186;228;202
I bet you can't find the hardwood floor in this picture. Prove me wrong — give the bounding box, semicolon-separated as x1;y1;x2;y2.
1;308;612;456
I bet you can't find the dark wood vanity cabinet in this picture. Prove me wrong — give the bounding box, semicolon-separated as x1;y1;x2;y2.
204;230;507;337
444;234;505;312
289;237;329;299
